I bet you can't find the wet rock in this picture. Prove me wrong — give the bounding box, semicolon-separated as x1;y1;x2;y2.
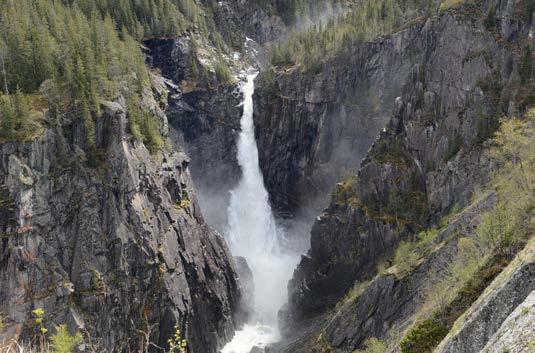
250;345;265;353
235;256;255;321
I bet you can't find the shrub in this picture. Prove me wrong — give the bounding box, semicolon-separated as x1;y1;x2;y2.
356;337;388;353
484;6;498;31
332;174;358;205
336;280;372;308
127;95;165;153
0;90;42;142
50;325;83;353
370;139;410;166
393;240;421;276
215;61;232;84
32;307;47;335
0;312;5;331
400;319;448;353
393;228;439;276
271;45;294;67
168;324;187;353
262;68;280;97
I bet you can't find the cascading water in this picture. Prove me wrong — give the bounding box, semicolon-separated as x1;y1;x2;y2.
222;72;299;353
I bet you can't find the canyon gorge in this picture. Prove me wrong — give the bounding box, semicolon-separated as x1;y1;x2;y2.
0;0;534;353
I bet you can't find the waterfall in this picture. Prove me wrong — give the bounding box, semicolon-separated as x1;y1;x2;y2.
222;72;299;353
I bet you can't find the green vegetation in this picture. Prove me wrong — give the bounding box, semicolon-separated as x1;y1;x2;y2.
214;60;232;84
175;190;192;209
0;90;42;142
483;6;498;32
401;318;448;353
168;324;188;353
50;325;83;353
0;312;5;331
262;67;280;97
32;307;48;335
332;174;359;207
271;0;436;71
370;138;410;166
335;280;371;309
400;244;509;353
73;0;223;40
438;0;469;12
0;0;164;152
355;337;388;353
392;228;439;276
127;95;165;153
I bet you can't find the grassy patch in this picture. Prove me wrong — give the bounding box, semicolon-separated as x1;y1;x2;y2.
332;174;360;207
335;280;372;309
401;318;449;353
392;228;439;277
370;139;410;167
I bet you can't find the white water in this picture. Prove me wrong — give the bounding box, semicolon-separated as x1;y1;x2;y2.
222;72;299;353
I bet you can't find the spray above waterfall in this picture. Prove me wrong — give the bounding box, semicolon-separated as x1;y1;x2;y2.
222;72;300;353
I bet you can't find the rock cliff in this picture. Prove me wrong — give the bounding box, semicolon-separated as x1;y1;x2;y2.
0;82;242;353
261;0;534;331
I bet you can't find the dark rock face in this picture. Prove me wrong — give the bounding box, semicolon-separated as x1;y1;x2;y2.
207;0;285;46
0;98;241;353
274;192;534;353
145;39;243;232
167;85;244;232
253;32;411;217
277;0;532;325
145;37;191;83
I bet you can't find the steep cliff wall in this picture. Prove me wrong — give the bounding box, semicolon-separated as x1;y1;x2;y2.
145;39;244;231
0;84;242;352
271;0;533;326
254;34;410;216
254;0;533;220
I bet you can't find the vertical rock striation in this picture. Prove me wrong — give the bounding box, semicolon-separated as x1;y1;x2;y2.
265;0;533;327
0;90;242;353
